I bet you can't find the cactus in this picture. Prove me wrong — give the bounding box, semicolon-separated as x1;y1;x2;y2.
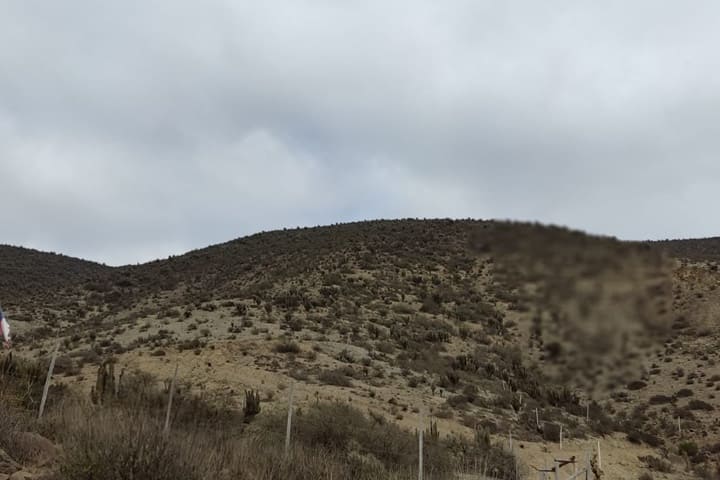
91;359;119;405
116;367;125;398
427;420;440;442
244;389;261;418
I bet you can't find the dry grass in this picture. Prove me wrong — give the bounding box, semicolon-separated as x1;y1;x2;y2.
2;354;520;480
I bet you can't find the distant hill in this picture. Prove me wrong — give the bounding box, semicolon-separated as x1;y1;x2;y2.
651;237;720;262
0;245;110;313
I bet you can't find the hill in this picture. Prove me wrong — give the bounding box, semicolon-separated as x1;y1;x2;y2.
1;219;719;478
0;245;110;321
652;238;720;263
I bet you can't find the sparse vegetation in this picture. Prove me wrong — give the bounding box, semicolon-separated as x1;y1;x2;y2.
4;219;720;477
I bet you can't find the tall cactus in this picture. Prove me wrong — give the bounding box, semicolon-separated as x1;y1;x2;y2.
91;359;119;405
427;420;440;442
244;389;261;418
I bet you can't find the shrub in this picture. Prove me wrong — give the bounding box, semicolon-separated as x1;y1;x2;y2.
275;340;301;354
446;394;469;409
679;441;699;457
318;368;353;387
258;402;464;476
687;399;714;411
542;422;561;442
58;411;205;480
649;395;672;405
639;455;673;473
627;430;662;448
675;388;694;398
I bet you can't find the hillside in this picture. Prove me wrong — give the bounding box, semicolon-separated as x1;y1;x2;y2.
2;219;720;479
0;245;110;324
653;238;720;263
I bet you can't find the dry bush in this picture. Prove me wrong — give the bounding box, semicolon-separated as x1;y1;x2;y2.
57;409;206;480
45;399;513;480
1;353;68;413
318;367;354;387
638;455;673;473
275;340;301;354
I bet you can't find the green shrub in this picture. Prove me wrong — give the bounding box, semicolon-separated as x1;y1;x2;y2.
679;441;699;457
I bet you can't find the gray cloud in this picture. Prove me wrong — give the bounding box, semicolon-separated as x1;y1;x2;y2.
1;1;719;265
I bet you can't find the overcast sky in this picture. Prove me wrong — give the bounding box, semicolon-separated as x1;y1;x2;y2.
1;1;719;266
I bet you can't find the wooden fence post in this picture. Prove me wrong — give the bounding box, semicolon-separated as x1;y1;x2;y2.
285;382;295;458
38;341;61;420
560;425;563;450
418;410;424;480
164;363;178;434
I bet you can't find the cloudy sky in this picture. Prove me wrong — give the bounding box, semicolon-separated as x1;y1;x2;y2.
1;1;719;265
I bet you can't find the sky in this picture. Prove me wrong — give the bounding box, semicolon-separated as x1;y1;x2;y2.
1;1;719;266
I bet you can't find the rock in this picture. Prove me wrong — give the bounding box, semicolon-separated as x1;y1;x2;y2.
11;433;59;468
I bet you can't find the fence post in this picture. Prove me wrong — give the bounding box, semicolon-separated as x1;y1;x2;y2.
38;341;61;420
285;382;295;458
597;439;602;471
585;452;590;480
553;460;559;480
535;408;540;429
164;363;178;434
418;410;424;480
560;425;563;450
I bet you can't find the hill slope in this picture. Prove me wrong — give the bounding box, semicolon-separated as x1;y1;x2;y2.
2;219;719;478
653;237;720;263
